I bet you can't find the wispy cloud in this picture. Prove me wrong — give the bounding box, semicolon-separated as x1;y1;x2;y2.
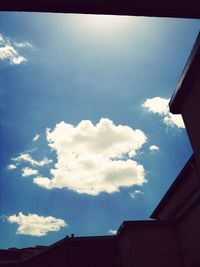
33;134;40;142
12;153;52;167
34;118;147;195
7;212;67;236
7;164;17;170
149;145;159;151
108;229;117;235
0;34;31;65
22;167;38;177
14;41;32;48
0;45;26;65
129;190;144;199
142;97;185;128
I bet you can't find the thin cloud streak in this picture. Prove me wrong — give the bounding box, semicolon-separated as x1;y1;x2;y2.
33;134;40;142
129;190;144;199
12;153;52;167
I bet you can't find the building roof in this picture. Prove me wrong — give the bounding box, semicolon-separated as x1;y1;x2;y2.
150;155;200;221
117;220;173;236
0;246;48;264
0;0;200;18
169;32;200;114
22;234;116;263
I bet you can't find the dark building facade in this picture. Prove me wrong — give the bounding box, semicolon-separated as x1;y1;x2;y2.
1;0;200;18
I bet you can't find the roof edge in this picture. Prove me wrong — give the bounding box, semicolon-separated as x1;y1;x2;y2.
1;1;200;18
150;154;194;220
23;235;116;262
169;32;200;114
117;220;174;236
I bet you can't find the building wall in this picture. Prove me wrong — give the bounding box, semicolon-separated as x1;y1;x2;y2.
178;64;200;266
65;237;118;267
181;73;200;175
118;222;181;267
23;237;118;267
0;249;21;267
22;225;183;267
23;242;66;267
176;196;200;267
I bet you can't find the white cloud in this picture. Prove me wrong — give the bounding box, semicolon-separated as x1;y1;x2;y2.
142;97;185;128
33;134;40;142
129;189;144;199
143;97;169;115
0;36;5;45
0;215;7;222
108;229;117;235
14;41;32;48
34;118;147;195
7;212;67;236
163;114;185;128
149;145;159;151
0;34;30;65
7;164;17;170
22;167;38;177
0;45;26;65
47;119;147;159
12;153;52;167
33;176;52;189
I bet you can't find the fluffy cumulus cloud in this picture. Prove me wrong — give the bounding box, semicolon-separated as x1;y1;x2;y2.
0;34;29;65
149;145;159;151
12;153;52;167
34;118;147;195
22;167;38;177
142;97;185;128
129;189;144;199
7;212;67;236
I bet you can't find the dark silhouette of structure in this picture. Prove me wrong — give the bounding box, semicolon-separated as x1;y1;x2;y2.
0;0;200;18
1;2;200;267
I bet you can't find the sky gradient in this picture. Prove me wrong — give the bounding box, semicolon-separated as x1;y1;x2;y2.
0;12;199;249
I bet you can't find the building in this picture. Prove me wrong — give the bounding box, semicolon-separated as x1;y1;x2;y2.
0;0;200;19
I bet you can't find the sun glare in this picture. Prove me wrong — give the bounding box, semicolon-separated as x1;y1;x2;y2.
75;14;133;40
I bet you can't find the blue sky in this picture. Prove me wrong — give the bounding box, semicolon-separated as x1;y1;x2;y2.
0;12;199;249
